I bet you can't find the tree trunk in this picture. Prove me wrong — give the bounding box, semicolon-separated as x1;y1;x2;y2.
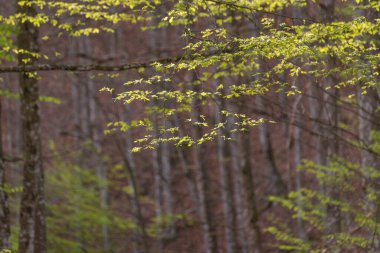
69;37;86;253
114;28;150;253
152;114;175;248
0;97;11;250
17;1;46;252
229;130;249;253
292;92;306;239
321;0;342;238
215;95;237;253
191;83;218;253
161;134;175;238
256;96;287;196
116;128;150;253
123;132;150;253
152;115;164;253
241;132;262;253
84;37;111;253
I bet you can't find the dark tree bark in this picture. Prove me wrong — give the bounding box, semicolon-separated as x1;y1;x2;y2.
0;97;11;250
17;1;46;253
241;132;262;253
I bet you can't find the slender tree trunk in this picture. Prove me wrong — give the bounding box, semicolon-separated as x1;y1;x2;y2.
357;86;380;250
149;5;175;249
323;85;342;238
0;98;11;250
308;0;342;240
229;130;249;253
356;1;380;169
68;37;87;253
176;140;199;208
161;132;175;238
83;38;111;253
152;111;164;253
191;83;218;253
116;130;150;253
322;0;342;237
241;132;262;253
215;94;237;253
292;94;306;238
113;27;150;253
17;1;46;252
358;90;377;167
356;6;380;249
123;133;150;253
288;5;307;238
152;115;175;247
256;96;287;196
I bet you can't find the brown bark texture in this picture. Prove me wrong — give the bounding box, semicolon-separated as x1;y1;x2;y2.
17;1;46;253
0;98;11;250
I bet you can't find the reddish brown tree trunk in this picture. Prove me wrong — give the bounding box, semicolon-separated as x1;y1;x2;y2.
215;94;237;253
191;84;218;253
241;133;262;253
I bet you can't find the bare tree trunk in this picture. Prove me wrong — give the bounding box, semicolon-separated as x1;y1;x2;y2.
323;86;342;238
307;82;325;166
0;97;11;250
322;0;342;237
353;3;380;250
307;0;342;240
191;83;218;253
292;95;307;240
287;5;307;238
241;132;262;253
175;131;199;208
17;1;46;252
308;76;341;238
357;86;380;250
115;124;150;253
123;128;150;253
356;1;380;169
151;109;165;253
113;24;150;252
148;5;176;249
152;115;175;249
161;132;175;238
215;95;237;253
358;90;377;167
229;130;249;253
84;38;111;253
355;8;380;249
68;37;87;253
256;96;287;196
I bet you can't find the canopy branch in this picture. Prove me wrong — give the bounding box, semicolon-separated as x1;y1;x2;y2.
0;56;180;73
0;48;235;73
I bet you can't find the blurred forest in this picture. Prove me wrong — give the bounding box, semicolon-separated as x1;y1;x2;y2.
0;0;380;253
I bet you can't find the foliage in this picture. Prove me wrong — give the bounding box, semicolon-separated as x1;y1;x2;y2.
1;0;380;251
266;156;380;252
1;0;379;150
0;88;61;104
0;24;15;62
105;0;380;150
46;145;129;253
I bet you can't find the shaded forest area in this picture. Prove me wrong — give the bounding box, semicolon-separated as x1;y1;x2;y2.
0;0;380;252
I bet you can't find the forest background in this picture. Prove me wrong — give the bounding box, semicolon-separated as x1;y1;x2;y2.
0;0;380;253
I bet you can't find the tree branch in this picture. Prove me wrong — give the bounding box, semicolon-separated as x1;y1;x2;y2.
0;47;236;73
0;55;181;73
